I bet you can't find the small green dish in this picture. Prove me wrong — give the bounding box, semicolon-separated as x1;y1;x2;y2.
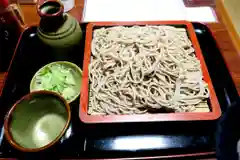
30;61;82;103
4;91;71;152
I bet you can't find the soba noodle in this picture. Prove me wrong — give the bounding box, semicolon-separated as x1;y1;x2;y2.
88;25;209;115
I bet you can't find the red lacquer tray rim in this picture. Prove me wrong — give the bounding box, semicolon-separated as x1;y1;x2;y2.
80;21;221;123
0;25;30;97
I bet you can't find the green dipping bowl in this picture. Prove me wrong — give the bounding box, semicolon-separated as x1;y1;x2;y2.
4;91;71;152
30;61;82;103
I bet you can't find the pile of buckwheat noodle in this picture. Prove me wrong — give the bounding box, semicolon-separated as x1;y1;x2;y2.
88;25;209;115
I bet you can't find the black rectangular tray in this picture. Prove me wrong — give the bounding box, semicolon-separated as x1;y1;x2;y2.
0;23;238;159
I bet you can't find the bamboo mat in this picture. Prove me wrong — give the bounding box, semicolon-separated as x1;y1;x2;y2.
194;102;210;112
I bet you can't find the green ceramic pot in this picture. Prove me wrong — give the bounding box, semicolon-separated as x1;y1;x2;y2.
37;1;82;54
4;91;71;152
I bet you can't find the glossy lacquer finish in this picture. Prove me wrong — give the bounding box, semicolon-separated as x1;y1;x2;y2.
80;21;221;123
0;23;238;159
